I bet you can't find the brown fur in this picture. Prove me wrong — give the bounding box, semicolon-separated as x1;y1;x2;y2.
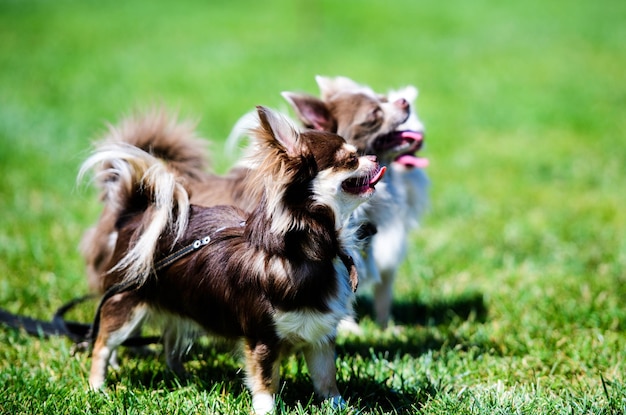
81;91;407;291
282;77;412;164
84;107;384;414
82;77;426;330
282;76;429;328
81;109;208;291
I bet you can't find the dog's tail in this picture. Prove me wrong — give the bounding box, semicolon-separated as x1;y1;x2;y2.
79;142;190;287
102;109;210;182
224;109;259;164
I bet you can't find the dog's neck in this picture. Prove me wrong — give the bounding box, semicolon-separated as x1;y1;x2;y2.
244;193;341;263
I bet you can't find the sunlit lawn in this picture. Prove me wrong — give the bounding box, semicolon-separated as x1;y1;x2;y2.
1;0;625;413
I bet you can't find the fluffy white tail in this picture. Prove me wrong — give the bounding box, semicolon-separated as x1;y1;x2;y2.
79;142;190;286
225;110;256;153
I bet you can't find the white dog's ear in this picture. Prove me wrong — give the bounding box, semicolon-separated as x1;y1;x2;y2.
281;91;336;132
389;85;418;103
315;75;362;100
255;106;299;155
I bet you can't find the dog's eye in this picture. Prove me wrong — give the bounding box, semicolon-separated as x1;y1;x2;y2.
362;107;382;127
347;154;358;168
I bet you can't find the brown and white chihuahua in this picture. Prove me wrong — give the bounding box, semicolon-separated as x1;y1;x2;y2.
281;76;429;329
80;107;385;415
81;76;428;330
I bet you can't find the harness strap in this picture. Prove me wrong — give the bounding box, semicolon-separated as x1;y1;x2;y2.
88;233;223;343
154;235;211;271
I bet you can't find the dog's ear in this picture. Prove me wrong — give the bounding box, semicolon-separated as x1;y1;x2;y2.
389;85;418;103
315;75;361;100
255;106;299;156
281;92;336;133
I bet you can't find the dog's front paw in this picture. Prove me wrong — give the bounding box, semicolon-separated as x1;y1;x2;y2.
251;392;274;415
166;354;188;379
328;395;347;409
88;375;106;391
325;395;362;414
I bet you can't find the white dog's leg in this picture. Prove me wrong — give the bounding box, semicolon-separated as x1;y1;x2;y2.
244;340;280;415
373;270;395;329
302;341;342;403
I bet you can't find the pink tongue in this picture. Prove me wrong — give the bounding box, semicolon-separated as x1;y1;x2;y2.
369;166;387;185
400;131;424;141
396;154;429;168
396;131;428;168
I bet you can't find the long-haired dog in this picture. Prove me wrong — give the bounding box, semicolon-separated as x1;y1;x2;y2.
81;76;428;329
80;112;207;292
80;111;259;293
80;106;385;415
280;76;429;328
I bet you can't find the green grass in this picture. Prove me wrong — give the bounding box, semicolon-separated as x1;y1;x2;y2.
1;0;625;413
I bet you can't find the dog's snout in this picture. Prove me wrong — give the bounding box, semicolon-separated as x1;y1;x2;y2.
394;98;409;110
366;155;378;163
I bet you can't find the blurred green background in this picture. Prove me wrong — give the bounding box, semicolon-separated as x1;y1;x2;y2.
1;0;625;413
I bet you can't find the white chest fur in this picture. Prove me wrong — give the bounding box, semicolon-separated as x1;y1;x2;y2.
272;258;353;345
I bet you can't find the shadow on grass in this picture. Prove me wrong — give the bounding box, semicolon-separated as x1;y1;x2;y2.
274;372;440;414
339;291;489;355
341;375;441;414
108;340;244;392
330;291;490;411
111;291;489;412
355;290;489;327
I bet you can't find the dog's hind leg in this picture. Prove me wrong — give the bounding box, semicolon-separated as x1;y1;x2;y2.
302;340;345;408
162;318;198;378
89;294;148;390
373;270;395;329
243;339;281;415
163;327;186;378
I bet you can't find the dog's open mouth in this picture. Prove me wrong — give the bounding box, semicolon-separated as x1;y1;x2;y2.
374;130;429;168
342;165;387;195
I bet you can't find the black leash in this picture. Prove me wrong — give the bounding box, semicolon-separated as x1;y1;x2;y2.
154;234;212;270
0;294;160;348
0;305;76;339
0;294;97;340
0;234;216;348
0;295;95;343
